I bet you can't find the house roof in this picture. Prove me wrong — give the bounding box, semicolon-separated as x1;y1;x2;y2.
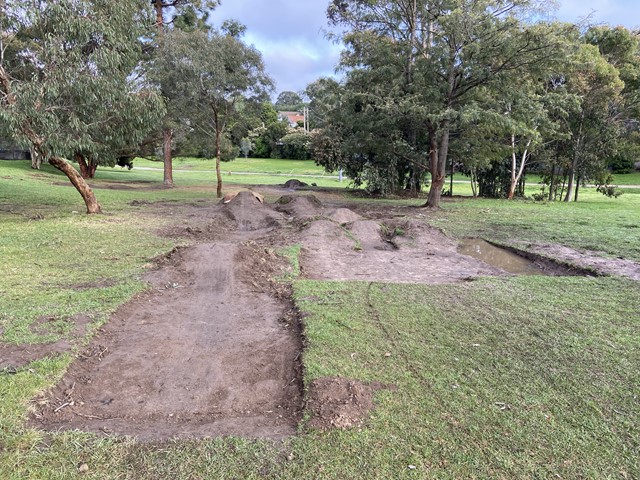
278;111;304;125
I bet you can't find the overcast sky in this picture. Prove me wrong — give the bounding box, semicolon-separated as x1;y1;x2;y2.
211;0;640;98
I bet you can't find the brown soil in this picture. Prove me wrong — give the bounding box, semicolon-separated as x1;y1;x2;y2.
1;315;91;370
30;193;303;440
516;242;640;280
305;378;389;430
21;188;638;441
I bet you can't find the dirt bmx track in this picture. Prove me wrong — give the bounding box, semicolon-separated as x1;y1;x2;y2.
20;188;640;440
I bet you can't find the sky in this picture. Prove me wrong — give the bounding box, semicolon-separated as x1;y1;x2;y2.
211;0;640;98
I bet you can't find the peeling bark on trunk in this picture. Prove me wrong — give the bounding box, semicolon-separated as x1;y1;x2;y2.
508;135;531;200
163;127;174;187
49;156;102;214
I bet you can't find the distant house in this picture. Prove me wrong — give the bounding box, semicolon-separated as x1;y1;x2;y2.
278;111;305;128
0;138;30;160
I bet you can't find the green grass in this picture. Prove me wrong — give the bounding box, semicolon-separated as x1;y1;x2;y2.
1;158;639;479
430;190;640;261
133;156;333;176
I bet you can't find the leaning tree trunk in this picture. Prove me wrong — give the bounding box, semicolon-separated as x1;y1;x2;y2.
49;156;102;214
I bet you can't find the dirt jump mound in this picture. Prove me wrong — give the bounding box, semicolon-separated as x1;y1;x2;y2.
222;191;282;232
283;179;308;189
275;194;323;220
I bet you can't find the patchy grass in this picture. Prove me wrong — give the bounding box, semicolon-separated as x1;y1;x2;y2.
1;158;639;479
431;190;640;261
277;244;302;281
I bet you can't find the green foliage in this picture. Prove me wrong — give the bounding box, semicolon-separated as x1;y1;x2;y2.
275;91;304;111
0;0;165;165
280;132;311;160
322;0;561;203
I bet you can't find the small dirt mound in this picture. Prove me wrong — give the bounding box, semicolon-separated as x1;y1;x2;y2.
300;220;354;252
305;377;387;430
275;195;323;220
283;179;308;189
223;191;281;231
325;208;362;224
349;220;393;251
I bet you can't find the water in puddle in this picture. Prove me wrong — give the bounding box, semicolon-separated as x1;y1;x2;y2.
458;239;547;275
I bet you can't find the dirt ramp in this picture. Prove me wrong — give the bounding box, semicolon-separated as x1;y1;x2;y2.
298;218;503;283
300;220;355;253
222;191;282;231
349;220;393;251
325;208;362;224
30;242;302;440
275;195;323;220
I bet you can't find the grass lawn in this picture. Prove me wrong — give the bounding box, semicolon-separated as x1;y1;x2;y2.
133;156;334;176
1;159;639;479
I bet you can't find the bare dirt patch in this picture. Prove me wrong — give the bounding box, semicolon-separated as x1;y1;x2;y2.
305;377;388;430
1;315;91;370
516;242;640;280
297;215;504;283
30;192;303;440
26;189;633;441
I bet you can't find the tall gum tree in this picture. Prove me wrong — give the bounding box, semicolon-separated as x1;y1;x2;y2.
0;0;164;213
151;0;219;187
327;0;560;208
154;26;272;197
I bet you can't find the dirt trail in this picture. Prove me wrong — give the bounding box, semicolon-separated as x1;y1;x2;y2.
25;189;636;441
31;193;302;440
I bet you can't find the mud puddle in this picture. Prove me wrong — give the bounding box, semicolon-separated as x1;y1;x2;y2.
458;239;549;275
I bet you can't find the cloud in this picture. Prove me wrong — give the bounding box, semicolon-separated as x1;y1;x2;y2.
212;0;341;95
211;0;640;96
555;0;640;28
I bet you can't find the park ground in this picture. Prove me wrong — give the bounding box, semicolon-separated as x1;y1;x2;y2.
0;158;639;479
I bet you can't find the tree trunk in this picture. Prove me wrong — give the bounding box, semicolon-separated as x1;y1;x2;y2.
574;175;581;202
154;0;164;31
163;127;174;187
76;152;90;179
564;154;578;202
565;116;584;202
508;136;531;200
548;164;556;201
215;129;223;198
89;156;98;178
49;156;102;214
30;148;42;169
425;123;449;208
559;168;568;201
470;167;478;198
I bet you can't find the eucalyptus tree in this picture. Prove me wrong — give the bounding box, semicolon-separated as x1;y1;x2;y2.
558;43;624;202
0;0;164;213
327;0;560;207
155;27;272;197
152;0;219;187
